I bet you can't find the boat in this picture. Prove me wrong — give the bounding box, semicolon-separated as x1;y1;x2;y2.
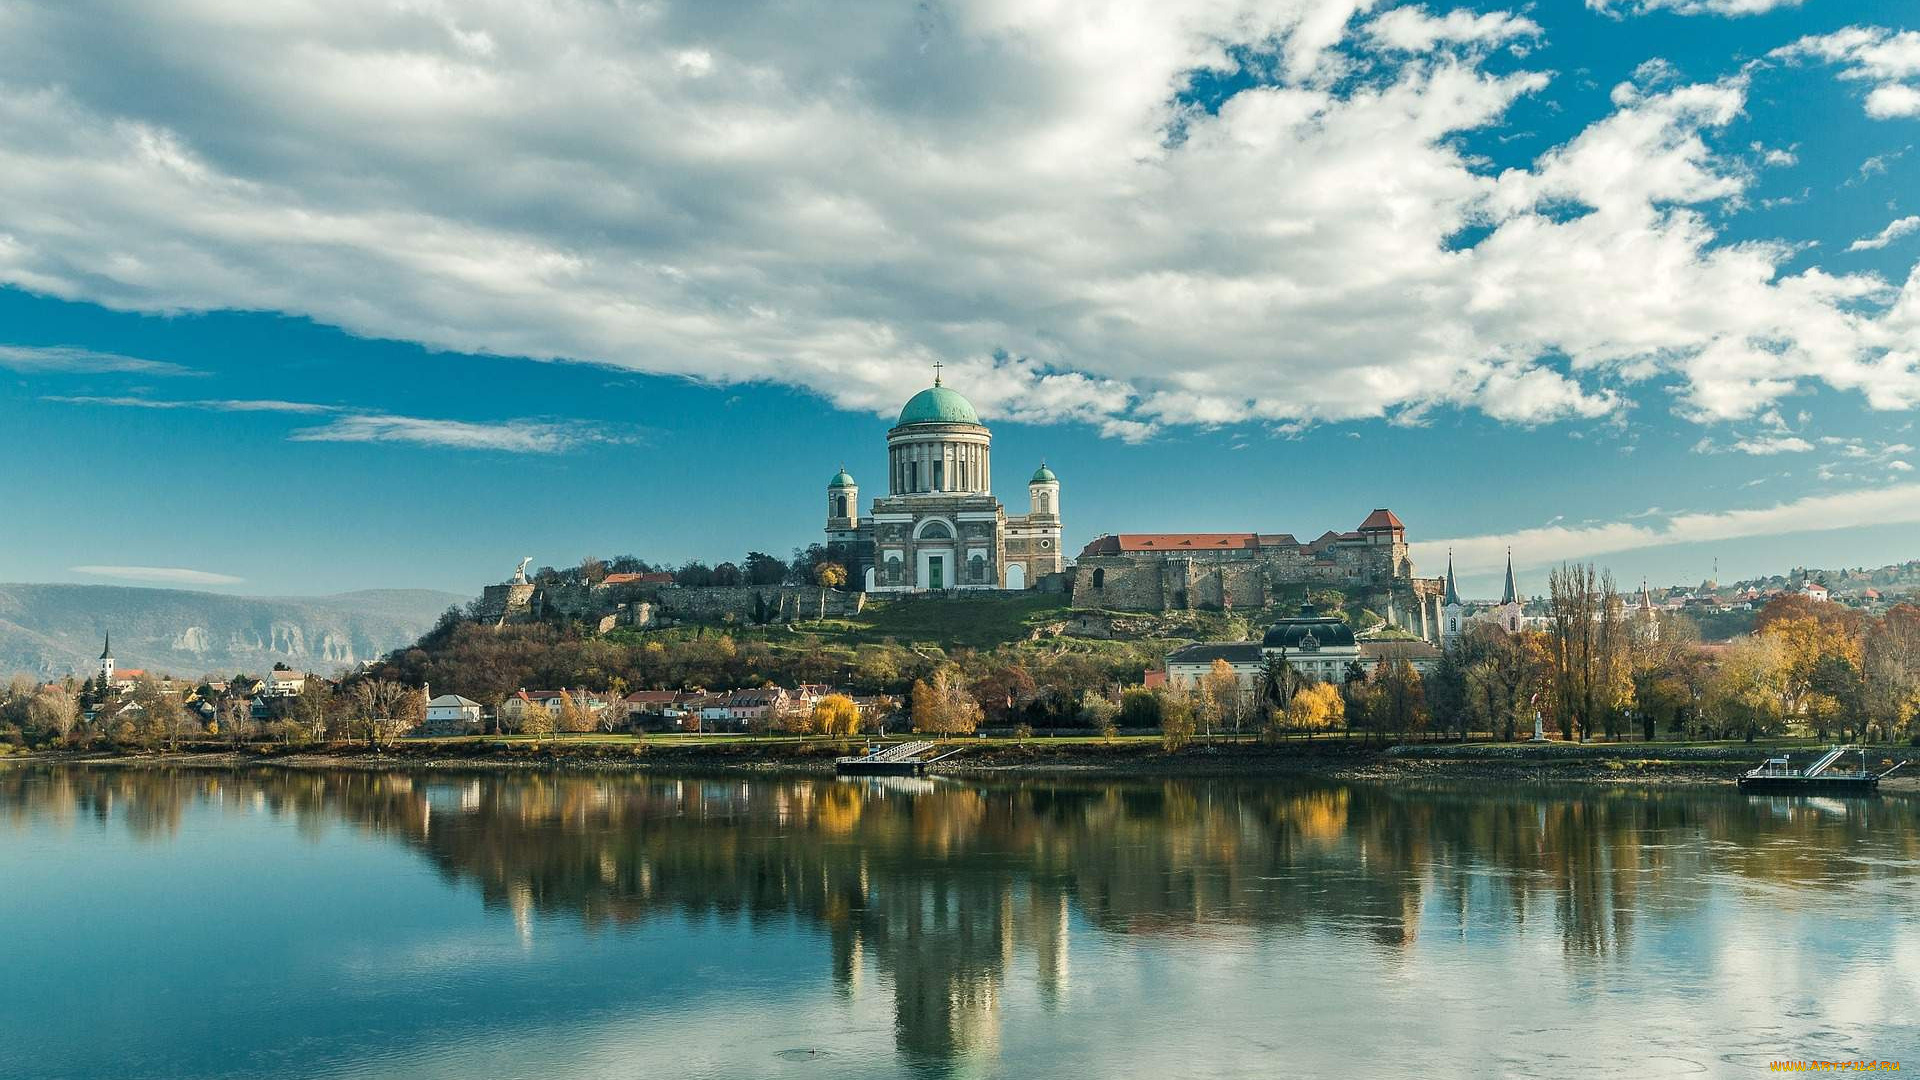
1737;746;1906;795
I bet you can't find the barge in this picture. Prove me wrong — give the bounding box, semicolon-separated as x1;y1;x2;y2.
1737;746;1905;795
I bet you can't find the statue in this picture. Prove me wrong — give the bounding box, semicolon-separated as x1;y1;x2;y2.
511;556;533;585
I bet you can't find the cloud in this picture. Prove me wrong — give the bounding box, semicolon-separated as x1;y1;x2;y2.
288;414;610;454
46;394;616;453
44;394;334;413
1773;28;1920;119
0;2;1913;438
1366;7;1540;53
1728;435;1812;455
70;565;243;586
1416;482;1920;574
0;344;198;376
1588;0;1805;16
1850;216;1920;252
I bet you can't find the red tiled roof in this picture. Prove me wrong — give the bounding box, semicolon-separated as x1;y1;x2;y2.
603;572;673;585
625;690;678;704
1359;508;1404;531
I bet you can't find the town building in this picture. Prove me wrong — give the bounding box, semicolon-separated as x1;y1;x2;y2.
826;369;1063;592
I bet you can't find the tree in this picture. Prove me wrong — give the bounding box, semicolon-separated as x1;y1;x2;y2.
351;680;419;750
743;551;788;587
971;663;1037;726
1289;682;1344;738
556;690;597;733
1158;687;1195;751
221;695;257;748
810;694;862;737
1078;691;1119;741
1257;654;1303;720
1547;564;1628;741
1199;659;1243;741
1118;687;1163;729
127;676;193;751
1372;659;1428;741
812;562;847;619
292;684;334;744
911;667;982;734
1706;634;1789;743
519;701;556;744
599;685;632;734
26;685;80;745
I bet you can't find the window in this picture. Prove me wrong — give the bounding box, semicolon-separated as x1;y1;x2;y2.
1092;568;1105;589
933;460;944;491
909;461;919;491
958;461;967;490
834;495;846;517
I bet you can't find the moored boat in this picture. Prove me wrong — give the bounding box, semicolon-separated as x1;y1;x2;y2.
1737;746;1905;795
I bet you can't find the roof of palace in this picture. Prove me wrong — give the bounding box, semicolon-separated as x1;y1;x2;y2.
897;384;982;426
1358;508;1405;531
1262;603;1358;651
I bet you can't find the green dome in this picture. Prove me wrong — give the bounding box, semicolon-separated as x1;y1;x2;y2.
828;468;856;489
897;384;981;426
1030;464;1057;483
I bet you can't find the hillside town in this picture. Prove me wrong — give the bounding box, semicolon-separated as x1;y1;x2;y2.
5;381;1920;758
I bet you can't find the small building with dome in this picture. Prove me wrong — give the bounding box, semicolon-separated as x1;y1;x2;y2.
826;371;1063;592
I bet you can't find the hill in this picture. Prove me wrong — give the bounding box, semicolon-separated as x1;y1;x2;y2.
0;584;465;679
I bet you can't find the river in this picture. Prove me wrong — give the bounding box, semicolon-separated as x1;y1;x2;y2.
1;766;1914;1078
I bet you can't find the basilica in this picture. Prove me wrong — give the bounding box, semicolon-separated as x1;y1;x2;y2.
825;373;1063;592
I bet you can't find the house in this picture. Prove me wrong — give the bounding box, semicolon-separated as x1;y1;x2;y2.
265;666;308;696
727;688;787;725
1800;581;1830;603
423;694;483;734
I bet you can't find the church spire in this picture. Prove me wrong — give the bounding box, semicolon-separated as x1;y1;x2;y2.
1500;548;1517;606
1443;551;1461;607
100;631;111;660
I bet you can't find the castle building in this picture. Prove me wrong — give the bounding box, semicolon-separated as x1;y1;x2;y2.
1072;509;1445;635
826;372;1062;592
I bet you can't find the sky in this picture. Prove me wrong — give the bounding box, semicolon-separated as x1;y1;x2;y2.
1;0;1919;602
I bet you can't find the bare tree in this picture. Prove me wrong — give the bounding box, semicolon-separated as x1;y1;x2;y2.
1548;564;1628;741
351;680;418;750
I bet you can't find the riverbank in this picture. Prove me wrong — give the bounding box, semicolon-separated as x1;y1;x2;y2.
13;736;1915;789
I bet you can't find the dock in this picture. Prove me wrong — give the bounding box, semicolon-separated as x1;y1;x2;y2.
1737;746;1903;795
835;741;951;776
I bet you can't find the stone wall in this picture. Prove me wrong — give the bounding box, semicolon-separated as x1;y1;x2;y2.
653;585;865;624
474;581;864;629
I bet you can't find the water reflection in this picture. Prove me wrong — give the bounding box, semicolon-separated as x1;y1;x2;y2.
4;766;1917;1076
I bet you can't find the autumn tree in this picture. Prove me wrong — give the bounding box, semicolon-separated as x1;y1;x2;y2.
1705;634;1789;743
1157;687;1195;752
1198;658;1244;741
1289;681;1344;738
519;701;556;744
911;667;982;734
1547;564;1629;741
810;694;862;738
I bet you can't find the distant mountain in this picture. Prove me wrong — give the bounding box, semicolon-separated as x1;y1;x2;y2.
0;584;466;679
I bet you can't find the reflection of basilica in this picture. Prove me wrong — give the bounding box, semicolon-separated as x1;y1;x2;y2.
12;768;1913;1074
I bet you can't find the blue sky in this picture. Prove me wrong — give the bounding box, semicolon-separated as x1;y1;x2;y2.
1;0;1918;601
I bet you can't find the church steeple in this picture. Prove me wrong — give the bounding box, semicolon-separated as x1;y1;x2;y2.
1443;551;1461;607
1500;549;1518;606
100;631;111;660
97;631;115;685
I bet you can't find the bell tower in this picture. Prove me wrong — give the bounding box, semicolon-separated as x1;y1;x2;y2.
826;467;859;532
98;632;115;685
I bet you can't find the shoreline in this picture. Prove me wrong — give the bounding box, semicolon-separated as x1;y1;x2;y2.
13;738;1914;790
